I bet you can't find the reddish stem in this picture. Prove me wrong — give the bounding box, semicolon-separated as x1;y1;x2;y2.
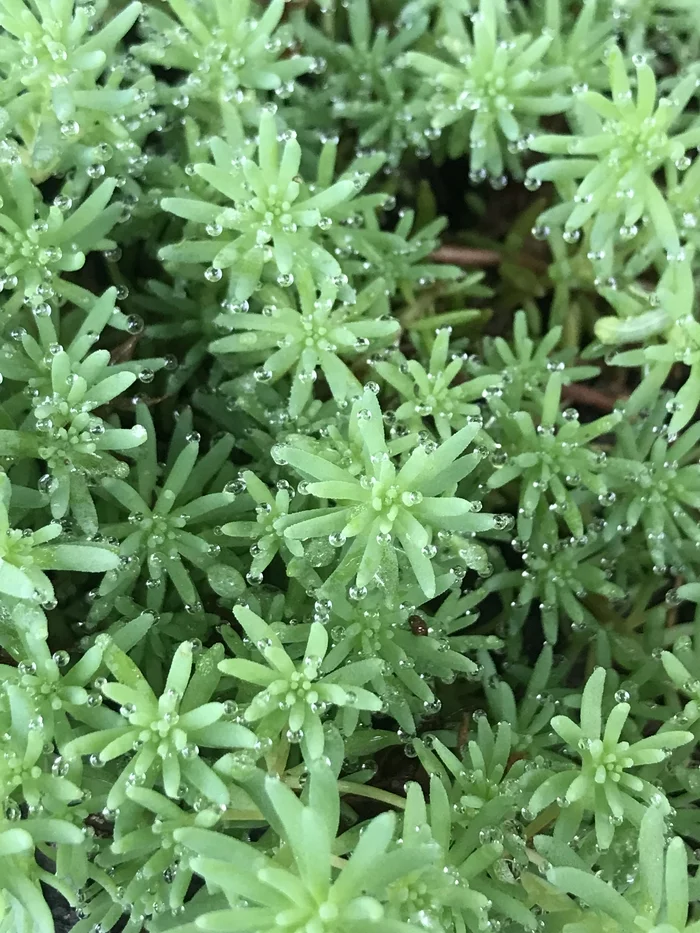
110;335;140;365
430;245;502;267
562;383;623;413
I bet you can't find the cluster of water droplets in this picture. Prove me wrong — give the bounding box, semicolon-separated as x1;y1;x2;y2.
0;208;73;298
25;351;144;480
241;481;296;584
140;4;310;107
15;9;92;93
13;650;92;713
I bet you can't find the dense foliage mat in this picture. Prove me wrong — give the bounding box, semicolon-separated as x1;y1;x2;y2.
2;0;700;931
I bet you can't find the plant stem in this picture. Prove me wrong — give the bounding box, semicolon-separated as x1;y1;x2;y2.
524;802;559;838
222;808;264;821
285;776;407;810
430;245;502;267
561;382;622;413
336;780;407;809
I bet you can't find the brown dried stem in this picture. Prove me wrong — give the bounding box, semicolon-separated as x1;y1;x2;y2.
430;245;502;267
561;382;624;413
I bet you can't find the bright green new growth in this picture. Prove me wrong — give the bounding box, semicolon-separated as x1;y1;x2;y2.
485;373;622;540
274;388;507;599
0;0;147;178
65;638;257;809
529;45;700;257
137;0;312;111
0;168;120;314
1;2;700;933
404;0;571;177
219;605;381;761
161;107;374;297
374;326;502;440
529;666;692;849
210;268;399;416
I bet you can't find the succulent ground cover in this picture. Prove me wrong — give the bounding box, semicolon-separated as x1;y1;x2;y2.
2;1;700;932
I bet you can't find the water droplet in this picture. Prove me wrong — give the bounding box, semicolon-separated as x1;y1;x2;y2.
52;650;70;668
493;514;514;530
562;228;581;244
60;121;80;139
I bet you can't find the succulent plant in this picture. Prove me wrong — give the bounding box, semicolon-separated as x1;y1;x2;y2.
1;4;699;932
